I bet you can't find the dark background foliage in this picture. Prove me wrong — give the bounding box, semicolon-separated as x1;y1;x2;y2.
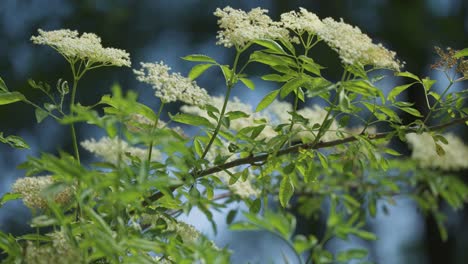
0;0;467;263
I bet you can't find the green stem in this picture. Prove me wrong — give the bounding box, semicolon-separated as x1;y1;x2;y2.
70;76;80;164
147;102;165;163
423;80;454;124
200;85;233;159
200;50;241;159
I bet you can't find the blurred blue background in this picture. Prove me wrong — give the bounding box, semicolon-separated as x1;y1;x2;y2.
0;0;467;263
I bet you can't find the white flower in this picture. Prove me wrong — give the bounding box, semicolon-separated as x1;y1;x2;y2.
134;62;209;105
11;176;73;209
24;231;81;264
318;18;402;70
214;6;289;48
280;7;324;35
406;132;468;170
81;136;161;164
31;29;131;67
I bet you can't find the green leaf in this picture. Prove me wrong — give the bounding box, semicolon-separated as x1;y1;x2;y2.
387;82;417;102
0;193;21;208
350;229;377;240
0;92;25;105
279;175;294;207
280;77;305;98
256;89;280;112
398;106;423;117
220;65;234;83
170;113;213;127
422;77;436;91
239;78;255;90
435;143;446;156
35;108;49;123
253;39;285;54
0;133;30;149
261;74;293;82
384;148;401;156
226;209;238;225
395;71;421;81
337;249;368;262
454;48;468;58
188;64;213;80
249;198;262;214
181;54;217;63
0;77;8;92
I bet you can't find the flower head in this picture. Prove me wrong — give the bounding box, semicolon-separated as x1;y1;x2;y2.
406;132;468;170
214;6;289;48
24;231;81;264
134;62;209;105
81;136;161;164
11;176;73;209
31;29;131;67
280;7;323;35
318;18;402;70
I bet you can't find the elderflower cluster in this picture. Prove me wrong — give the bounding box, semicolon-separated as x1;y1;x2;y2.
31;29;131;67
214;6;289;48
134;62;209;105
11;176;73;209
24;231;81;264
280;7;323;35
406;132;468;170
318;17;402;70
81;136;161;164
142;214;200;243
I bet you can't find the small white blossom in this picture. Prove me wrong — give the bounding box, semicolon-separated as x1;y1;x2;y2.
280;7;324;35
406;132;468;170
81;136;161;164
134;62;209;105
214;6;289;48
318;18;402;70
24;231;81;264
31;29;131;67
11;176;73;209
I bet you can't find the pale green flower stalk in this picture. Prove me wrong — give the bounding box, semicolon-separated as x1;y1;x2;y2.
31;29;131;164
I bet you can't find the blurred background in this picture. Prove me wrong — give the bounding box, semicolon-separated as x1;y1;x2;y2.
0;0;467;263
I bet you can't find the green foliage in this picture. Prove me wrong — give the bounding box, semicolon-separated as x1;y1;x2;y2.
1;6;467;264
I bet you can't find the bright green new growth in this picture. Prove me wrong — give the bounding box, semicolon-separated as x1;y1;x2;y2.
0;6;467;264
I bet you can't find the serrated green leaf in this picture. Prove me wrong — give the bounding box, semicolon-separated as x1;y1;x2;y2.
387;82;417;102
280;77;305;98
239;78;255;90
399;106;422;117
0;77;8;92
170;113;213;127
454;48;468;58
337;249;368;262
0;133;30;149
261;74;293;82
422;77;436;91
181;54;217;63
256;89;280;112
188;64;213;80
0;193;21;207
0;92;25;105
220;65;234;83
396;71;421;81
35;108;49;123
253;39;285;54
279;175;294;207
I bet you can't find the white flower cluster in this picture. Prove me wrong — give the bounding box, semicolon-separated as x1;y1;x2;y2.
11;176;73;209
214;7;401;70
134;62;210;105
406;132;468;170
319;18;402;70
24;231;81;264
214;6;289;48
280;7;323;35
31;29;131;67
81;136;161;164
